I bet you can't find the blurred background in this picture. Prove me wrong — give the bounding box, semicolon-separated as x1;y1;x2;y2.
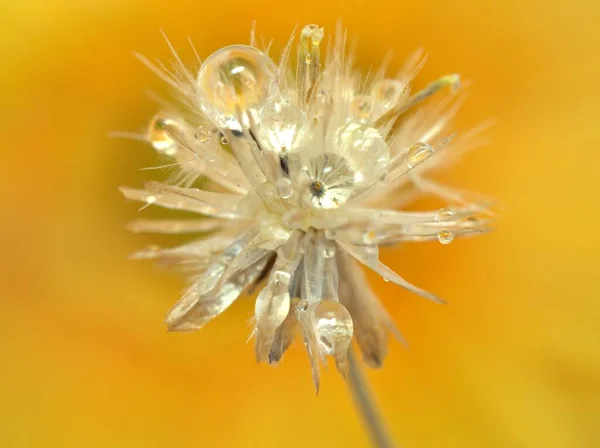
2;0;599;447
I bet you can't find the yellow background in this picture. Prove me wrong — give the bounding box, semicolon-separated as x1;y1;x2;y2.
2;0;599;447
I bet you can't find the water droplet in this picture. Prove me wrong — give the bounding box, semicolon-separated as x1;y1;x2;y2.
276;177;294;199
196;45;277;129
436;208;455;222
383;276;390;283
220;135;229;145
194;128;211;143
296;299;309;312
303;153;354;209
149;114;181;154
351;95;374;122
314;301;353;356
334;123;390;196
146;195;156;204
406;142;434;168
258;99;307;153
302;24;324;45
323;241;336;258
461;216;479;227
438;230;454;244
372;79;406;111
305;52;312;64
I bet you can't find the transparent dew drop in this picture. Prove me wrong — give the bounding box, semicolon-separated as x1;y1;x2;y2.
438;230;455;244
276;177;294;199
194;128;212;143
323;241;336;259
351;95;374;123
314;301;353;360
406;142;434;168
302;153;359;209
461;216;479;227
436;207;455;222
302;24;324;45
196;45;278;129
254;287;273;317
148;114;182;155
372;79;406;112
258;99;307;153
296;299;309;312
311;88;332;122
335;123;390;192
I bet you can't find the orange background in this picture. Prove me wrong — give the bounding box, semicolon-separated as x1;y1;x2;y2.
2;1;599;447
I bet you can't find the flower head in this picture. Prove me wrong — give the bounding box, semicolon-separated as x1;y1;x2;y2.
121;24;491;391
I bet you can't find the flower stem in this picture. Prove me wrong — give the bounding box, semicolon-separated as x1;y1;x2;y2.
347;349;396;448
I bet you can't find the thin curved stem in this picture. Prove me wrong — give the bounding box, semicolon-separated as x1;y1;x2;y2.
347;349;396;448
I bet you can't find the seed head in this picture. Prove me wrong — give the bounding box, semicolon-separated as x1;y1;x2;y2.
120;24;492;392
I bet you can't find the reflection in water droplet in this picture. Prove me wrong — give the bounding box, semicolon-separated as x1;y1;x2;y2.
304;153;355;209
406;142;434;168
438;230;454;244
196;45;277;129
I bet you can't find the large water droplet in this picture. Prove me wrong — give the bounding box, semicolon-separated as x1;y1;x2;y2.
406;142;434;168
303;153;355;209
335;123;390;194
196;45;277;129
258;99;307;153
314;301;353;356
438;230;454;244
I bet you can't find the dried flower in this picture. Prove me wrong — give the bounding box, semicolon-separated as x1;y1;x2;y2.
120;24;490;392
